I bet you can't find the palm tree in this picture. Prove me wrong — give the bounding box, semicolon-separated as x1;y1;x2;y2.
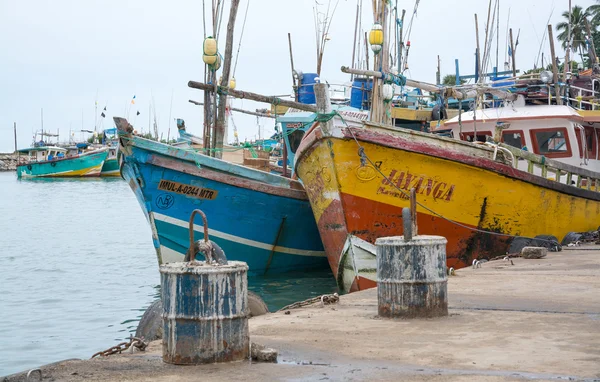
556;5;591;65
588;1;600;27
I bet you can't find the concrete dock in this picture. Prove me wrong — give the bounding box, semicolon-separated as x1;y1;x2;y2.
4;246;599;381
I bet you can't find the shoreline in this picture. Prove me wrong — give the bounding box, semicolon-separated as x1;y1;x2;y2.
3;245;599;381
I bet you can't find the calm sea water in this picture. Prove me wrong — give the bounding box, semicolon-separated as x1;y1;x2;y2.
0;172;337;376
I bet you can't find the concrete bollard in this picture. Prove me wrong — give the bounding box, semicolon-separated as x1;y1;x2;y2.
160;261;250;365
376;235;448;318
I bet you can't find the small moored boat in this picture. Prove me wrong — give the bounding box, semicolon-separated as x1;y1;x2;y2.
16;146;108;178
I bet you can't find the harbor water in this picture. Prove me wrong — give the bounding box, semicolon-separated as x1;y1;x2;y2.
0;172;337;376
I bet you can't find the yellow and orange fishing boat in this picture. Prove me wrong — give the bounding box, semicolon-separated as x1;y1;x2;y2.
295;84;600;292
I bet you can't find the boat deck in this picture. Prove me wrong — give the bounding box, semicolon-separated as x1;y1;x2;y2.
5;245;599;381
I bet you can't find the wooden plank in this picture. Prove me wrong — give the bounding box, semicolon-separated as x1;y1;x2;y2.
188;81;317;113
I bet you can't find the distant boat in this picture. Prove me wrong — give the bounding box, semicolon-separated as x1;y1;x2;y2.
100;146;119;177
98;128;120;177
114;117;327;275
16;146;108;178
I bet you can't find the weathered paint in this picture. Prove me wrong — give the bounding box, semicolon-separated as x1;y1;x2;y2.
295;122;600;292
376;235;448;318
116;125;326;275
161;261;249;365
16;149;108;178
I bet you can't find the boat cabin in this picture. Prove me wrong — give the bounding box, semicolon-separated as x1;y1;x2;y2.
441;105;600;172
17;146;67;163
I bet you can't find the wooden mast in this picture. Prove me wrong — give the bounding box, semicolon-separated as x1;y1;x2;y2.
214;0;241;159
548;24;563;106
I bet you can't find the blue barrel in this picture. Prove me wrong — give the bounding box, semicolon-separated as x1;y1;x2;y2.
298;73;319;104
161;261;249;364
350;78;373;110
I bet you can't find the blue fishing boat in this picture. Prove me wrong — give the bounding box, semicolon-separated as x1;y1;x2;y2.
114;117;327;275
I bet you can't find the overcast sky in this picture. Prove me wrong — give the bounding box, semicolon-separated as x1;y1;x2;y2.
0;0;597;152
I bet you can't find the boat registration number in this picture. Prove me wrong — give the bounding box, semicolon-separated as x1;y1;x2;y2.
158;180;218;200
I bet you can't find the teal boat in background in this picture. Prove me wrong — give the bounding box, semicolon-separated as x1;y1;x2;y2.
100;128;120;177
100;147;119;177
16;146;108;178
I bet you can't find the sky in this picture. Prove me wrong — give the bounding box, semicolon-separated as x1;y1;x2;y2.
0;0;597;152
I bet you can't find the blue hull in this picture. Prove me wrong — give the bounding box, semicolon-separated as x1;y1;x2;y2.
120;138;327;276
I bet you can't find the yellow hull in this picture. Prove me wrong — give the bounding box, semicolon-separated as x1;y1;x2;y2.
296;125;600;291
43;163;104;177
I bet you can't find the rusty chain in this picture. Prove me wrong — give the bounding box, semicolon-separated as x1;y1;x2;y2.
91;335;148;358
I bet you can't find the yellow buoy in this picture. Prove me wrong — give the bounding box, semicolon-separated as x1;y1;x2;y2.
219;76;236;89
369;22;384;46
203;37;218;56
213;54;222;70
203;54;218;65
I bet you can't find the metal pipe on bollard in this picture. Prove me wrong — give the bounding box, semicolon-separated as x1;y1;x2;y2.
377;190;448;319
161;209;250;365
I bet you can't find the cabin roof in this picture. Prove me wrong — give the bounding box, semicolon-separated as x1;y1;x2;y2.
444;105;584;127
17;146;67;153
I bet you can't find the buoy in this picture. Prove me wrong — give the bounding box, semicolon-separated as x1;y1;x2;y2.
219;76;237;89
203;54;218;66
369;22;384;54
203;36;218;56
382;84;394;101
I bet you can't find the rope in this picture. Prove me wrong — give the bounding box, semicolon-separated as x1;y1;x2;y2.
232;0;250;77
345;126;560;245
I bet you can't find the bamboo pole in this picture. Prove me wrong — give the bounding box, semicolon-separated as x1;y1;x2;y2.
341;66;518;101
564;0;572;81
548;24;563;105
351;1;360;81
13;122;17;152
364;31;370;71
381;2;391;125
436;55;441;85
482;0;493;80
475;14;481;82
288;33;298;101
509;28;517;78
399;9;405;72
189;99;275;118
188;81;317;113
214;0;241;159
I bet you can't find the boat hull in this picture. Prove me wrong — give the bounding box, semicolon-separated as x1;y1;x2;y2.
100;157;120;177
295;124;600;292
120;139;327;276
16;149;108;178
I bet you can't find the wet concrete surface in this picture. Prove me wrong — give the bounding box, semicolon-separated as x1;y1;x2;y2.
4;246;600;381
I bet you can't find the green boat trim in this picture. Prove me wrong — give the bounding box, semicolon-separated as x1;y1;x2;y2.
16;147;109;178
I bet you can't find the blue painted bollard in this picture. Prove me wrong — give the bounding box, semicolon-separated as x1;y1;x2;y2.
160;261;250;364
376;235;448;318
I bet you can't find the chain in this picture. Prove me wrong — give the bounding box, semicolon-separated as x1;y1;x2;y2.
91;335;148;358
277;293;340;312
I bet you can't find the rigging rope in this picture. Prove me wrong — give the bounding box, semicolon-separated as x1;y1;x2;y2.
232;0;250;77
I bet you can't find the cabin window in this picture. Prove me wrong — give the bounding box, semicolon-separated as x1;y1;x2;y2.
287;130;305;154
502;131;525;149
530;128;572;158
460;131;492;143
575;126;597;159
